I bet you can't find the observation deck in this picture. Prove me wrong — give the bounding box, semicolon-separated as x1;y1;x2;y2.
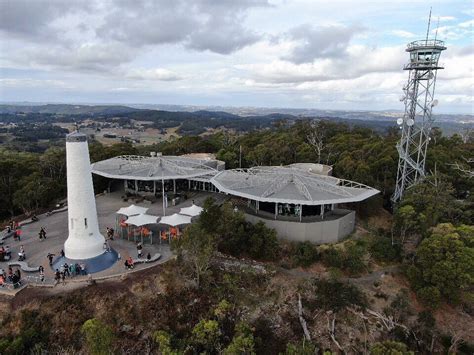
404;39;446;70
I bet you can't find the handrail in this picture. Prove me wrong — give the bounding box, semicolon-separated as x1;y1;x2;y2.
407;39;445;49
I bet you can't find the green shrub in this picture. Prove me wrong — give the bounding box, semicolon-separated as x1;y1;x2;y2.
81;318;115;355
369;236;401;262
285;340;318;354
321;243;369;276
417;287;442;309
370;340;413;354
343;242;368;275
247;221;280;261
308;279;367;312
290;241;319;267
321;247;345;269
192;319;221;352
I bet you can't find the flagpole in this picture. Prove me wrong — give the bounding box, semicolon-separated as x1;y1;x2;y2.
162;177;166;216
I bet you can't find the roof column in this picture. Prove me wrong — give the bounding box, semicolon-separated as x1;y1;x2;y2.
299;204;303;222
153;180;156;195
274;203;278;220
320;204;325;220
173;179;176;194
135;180;138;194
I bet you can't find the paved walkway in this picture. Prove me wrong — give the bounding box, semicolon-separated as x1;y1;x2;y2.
0;190;222;293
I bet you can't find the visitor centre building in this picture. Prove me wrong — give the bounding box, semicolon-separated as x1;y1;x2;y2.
92;153;379;244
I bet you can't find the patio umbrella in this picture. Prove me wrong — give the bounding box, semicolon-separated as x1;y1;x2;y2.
116;204;149;217
159;213;192;227
116;204;149;239
159;213;192;243
126;213;159;244
179;204;203;217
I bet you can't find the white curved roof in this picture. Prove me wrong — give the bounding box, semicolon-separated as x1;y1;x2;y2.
211;166;379;205
91;155;220;181
287;163;332;176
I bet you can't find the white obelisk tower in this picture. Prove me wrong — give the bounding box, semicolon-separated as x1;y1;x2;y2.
64;131;105;260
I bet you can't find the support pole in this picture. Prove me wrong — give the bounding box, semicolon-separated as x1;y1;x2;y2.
173;179;176;194
299;204;302;222
275;203;278;220
153;181;156;195
135;180;138;194
321;204;325;220
162;178;166;216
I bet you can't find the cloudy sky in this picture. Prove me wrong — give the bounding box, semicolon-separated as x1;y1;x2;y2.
0;0;472;113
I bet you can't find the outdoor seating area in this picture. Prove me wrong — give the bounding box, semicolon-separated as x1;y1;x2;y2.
115;202;203;245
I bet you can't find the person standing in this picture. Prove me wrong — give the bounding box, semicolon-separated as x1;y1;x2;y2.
137;242;143;258
47;253;55;266
39;227;46;240
39;269;45;283
63;263;70;277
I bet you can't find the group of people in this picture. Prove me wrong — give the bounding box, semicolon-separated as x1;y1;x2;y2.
123;242;152;270
0;245;11;262
54;262;87;284
0;266;22;287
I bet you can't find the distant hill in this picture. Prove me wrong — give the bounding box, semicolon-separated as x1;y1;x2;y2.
0;104;142;115
0;103;471;136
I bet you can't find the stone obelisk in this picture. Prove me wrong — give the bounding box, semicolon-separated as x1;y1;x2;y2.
64;131;105;260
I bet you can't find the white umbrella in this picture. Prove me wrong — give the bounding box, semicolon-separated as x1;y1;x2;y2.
160;213;192;227
116;205;149;240
125;213;159;244
179;204;203;217
116;204;149;217
126;214;159;226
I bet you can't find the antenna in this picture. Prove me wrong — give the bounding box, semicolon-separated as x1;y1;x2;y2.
425;7;432;45
434;16;440;41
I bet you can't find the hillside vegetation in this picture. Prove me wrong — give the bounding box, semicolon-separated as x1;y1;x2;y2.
0;117;472;354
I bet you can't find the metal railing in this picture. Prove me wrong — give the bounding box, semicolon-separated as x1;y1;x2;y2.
407;39;445;49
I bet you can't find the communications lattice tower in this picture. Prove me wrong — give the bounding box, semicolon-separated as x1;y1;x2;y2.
391;22;446;203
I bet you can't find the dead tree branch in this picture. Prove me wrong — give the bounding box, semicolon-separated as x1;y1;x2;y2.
297;293;311;341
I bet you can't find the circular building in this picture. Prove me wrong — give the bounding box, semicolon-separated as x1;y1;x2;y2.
91;153;225;195
211;166;379;243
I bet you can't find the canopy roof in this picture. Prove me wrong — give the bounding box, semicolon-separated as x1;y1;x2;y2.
116;204;149;216
211;166;379;205
92;155;220;181
179;204;203;217
160;213;192;227
125;213;159;226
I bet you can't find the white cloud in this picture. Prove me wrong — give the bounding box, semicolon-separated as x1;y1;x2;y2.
126;68;183;81
392;30;417;38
